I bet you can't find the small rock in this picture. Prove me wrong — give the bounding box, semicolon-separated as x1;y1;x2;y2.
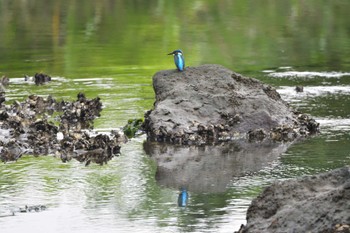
34;73;51;85
295;85;304;92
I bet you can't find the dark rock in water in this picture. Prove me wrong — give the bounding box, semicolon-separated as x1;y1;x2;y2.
34;73;51;85
143;64;319;145
59;132;122;166
295;85;304;92
0;92;124;165
26;94;57;114
59;92;103;132
28;119;59;156
144;140;291;193
0;141;25;162
237;167;350;233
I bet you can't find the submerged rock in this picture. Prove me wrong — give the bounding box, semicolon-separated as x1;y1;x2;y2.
143;64;319;145
237;167;350;233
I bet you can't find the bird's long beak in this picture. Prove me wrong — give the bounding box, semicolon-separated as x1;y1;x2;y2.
167;52;174;55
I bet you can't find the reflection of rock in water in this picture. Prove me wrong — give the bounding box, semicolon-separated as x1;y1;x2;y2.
144;140;292;193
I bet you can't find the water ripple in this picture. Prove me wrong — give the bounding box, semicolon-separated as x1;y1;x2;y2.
268;71;350;78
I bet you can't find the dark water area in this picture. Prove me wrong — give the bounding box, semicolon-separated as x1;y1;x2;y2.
0;1;350;232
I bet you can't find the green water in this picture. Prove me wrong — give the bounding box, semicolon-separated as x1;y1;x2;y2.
1;1;350;232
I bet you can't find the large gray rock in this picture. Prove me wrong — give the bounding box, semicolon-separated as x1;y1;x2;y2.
237;167;350;233
143;64;318;145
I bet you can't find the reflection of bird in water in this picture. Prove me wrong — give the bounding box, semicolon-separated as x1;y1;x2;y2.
178;187;188;207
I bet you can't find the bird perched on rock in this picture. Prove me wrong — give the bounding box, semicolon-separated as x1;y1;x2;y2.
168;49;185;71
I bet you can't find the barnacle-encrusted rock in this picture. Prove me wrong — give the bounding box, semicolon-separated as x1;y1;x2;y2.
0;92;123;165
143;64;319;145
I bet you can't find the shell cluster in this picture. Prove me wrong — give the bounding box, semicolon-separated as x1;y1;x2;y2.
0;92;125;165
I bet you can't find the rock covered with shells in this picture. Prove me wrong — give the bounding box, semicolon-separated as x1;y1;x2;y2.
59;92;103;132
0;92;125;165
59;131;124;166
143;64;319;145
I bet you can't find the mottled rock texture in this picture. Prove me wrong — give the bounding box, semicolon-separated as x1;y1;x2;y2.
143;64;318;145
237;167;350;233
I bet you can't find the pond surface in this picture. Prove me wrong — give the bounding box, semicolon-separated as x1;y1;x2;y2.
1;1;350;232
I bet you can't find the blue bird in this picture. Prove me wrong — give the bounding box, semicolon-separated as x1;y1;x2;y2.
168;49;185;71
178;188;188;207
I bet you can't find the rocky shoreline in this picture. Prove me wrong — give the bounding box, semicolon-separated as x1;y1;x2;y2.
1;66;320;164
0;81;125;165
1;68;347;232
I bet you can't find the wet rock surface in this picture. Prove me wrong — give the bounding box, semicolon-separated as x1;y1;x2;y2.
237;167;350;233
143;64;319;145
0;92;124;165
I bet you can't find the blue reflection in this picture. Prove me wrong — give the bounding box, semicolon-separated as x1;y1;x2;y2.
178;187;188;207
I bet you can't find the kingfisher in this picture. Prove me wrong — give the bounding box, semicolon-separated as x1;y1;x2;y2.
168;49;185;71
177;187;188;207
